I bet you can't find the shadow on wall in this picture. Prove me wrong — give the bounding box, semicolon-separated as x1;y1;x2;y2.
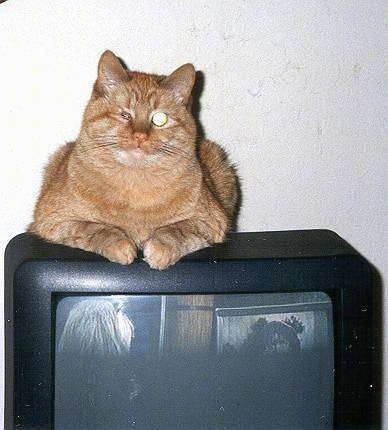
191;69;242;231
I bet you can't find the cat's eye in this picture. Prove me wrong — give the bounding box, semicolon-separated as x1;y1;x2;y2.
121;111;132;121
151;112;168;127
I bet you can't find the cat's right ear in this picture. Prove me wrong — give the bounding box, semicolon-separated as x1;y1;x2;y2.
95;50;128;97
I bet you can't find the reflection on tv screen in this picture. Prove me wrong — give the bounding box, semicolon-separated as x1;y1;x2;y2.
55;292;333;430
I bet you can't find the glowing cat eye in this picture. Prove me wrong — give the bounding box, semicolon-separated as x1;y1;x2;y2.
151;112;168;127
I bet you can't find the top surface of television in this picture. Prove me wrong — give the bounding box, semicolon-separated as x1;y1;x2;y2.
4;230;379;430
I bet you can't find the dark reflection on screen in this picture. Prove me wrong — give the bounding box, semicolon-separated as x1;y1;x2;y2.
55;292;333;430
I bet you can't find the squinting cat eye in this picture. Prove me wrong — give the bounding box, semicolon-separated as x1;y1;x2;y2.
121;111;132;121
151;112;168;127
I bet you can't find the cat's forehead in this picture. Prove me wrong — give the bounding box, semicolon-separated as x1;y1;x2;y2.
125;72;167;102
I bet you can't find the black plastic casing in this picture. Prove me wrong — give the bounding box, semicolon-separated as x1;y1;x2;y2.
4;230;381;429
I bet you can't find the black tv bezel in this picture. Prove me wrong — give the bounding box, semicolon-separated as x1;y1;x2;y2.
4;230;380;429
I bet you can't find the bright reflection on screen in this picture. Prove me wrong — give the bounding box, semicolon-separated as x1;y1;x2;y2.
55;292;333;430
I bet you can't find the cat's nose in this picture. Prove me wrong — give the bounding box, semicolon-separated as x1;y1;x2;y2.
133;132;148;146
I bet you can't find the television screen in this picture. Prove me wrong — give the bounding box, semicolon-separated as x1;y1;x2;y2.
55;292;333;430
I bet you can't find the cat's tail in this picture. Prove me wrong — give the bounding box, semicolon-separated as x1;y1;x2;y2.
198;139;239;227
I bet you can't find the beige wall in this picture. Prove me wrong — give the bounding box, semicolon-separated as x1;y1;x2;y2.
0;0;386;426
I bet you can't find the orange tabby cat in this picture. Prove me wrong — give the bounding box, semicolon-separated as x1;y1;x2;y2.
29;50;238;269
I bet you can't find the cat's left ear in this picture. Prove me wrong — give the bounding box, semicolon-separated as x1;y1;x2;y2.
163;64;195;105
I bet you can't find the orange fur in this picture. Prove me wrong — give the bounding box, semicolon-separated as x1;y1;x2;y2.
29;50;238;269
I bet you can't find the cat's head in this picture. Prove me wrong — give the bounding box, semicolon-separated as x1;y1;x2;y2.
78;50;197;168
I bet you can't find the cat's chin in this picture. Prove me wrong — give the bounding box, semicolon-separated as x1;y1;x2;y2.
113;148;149;167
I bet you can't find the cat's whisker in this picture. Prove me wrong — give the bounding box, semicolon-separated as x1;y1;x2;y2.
79;142;119;154
157;144;191;159
88;136;119;143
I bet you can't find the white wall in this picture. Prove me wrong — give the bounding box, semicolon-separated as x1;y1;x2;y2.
0;0;386;426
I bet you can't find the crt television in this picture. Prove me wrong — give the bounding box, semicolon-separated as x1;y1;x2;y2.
4;230;380;429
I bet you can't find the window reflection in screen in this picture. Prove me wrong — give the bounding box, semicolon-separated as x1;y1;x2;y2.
55;292;333;430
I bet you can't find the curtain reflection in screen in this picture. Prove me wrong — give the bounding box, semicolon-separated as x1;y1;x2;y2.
56;298;141;430
59;299;134;355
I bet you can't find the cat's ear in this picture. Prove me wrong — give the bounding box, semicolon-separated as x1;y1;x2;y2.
163;64;195;105
96;50;128;96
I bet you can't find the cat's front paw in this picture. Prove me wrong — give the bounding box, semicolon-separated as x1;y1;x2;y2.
99;238;137;265
143;237;181;270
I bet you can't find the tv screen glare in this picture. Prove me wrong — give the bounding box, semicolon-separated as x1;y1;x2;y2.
55;292;333;429
4;230;380;429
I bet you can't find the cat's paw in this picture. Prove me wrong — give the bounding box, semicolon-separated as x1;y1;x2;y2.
99;238;137;265
143;237;180;270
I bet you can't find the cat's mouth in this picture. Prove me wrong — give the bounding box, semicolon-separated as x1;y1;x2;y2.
113;147;149;166
130;148;146;159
